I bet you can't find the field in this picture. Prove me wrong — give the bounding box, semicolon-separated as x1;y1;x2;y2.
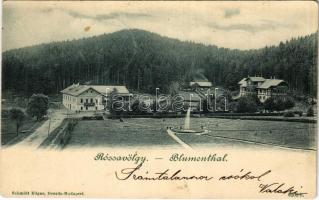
66;117;316;150
1;117;45;145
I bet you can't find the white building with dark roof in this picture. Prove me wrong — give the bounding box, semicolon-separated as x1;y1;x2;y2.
61;84;130;111
238;76;288;103
189;81;213;88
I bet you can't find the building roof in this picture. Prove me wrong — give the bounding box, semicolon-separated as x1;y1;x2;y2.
61;84;129;96
238;78;247;86
257;79;286;89
91;85;129;95
190;81;212;87
238;76;286;89
247;76;265;82
60;84;90;96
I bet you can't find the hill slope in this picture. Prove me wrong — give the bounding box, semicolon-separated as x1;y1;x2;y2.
2;29;318;96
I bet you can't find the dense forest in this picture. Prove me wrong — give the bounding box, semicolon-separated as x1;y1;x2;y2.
2;29;318;97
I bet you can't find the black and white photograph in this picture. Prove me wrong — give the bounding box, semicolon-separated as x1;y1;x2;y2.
0;1;317;198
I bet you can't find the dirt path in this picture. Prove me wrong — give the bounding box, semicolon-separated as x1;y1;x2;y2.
13;109;67;149
167;129;193;151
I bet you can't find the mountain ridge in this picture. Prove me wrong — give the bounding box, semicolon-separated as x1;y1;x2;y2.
2;29;318;96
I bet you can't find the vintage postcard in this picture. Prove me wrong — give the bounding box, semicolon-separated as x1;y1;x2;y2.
0;1;317;199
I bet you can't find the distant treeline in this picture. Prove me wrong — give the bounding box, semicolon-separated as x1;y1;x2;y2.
2;29;317;96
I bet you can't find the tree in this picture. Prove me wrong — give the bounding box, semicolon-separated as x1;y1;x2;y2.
264;97;276;112
200;98;214;113
26;94;49;120
237;96;258;113
3;30;317;97
168;81;180;96
228;101;239;113
274;98;286;111
307;107;314;117
130;99;148;114
284;97;295;109
9;108;26;136
107;89;126;116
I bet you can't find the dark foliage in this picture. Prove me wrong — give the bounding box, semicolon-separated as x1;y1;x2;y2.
264;97;276;112
307;107;315;117
264;97;295;112
284;97;295;109
26;94;49;120
283;111;295;117
2;29;317;96
274;98;286;111
9;108;26;135
107;89;125;116
130;99;148;114
237;96;258;113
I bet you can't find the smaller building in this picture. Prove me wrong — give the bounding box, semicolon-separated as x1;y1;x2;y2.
61;84;130;111
189;81;213;91
238;76;288;103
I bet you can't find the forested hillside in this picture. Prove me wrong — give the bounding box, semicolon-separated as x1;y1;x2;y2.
2;29;317;96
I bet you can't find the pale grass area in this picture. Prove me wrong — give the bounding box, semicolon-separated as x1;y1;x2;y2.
66;117;316;150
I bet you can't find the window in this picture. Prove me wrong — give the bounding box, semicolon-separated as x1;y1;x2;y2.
96;99;98;103
81;107;83;110
86;99;88;103
95;107;97;110
81;99;83;103
90;98;93;103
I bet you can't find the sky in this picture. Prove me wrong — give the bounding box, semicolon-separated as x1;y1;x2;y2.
2;1;318;51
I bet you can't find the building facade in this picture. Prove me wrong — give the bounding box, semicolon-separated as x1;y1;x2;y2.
61;84;130;111
189;81;213;91
238;76;288;103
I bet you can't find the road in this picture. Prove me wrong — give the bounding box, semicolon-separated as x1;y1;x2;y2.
13;109;67;149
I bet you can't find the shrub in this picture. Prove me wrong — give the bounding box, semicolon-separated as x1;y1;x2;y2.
237;96;258;113
274;98;285;111
228;101;239;112
307;107;314;117
284;97;295;109
283;111;295;117
264;97;295;112
26;94;49;121
293;111;303;117
264;97;276;112
9;108;26;135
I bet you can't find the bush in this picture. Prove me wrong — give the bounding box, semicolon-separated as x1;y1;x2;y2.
264;97;295;112
130;99;148;114
264;97;276;112
228;101;239;112
293;111;303;117
9;108;26;135
237;96;258;113
283;111;295;117
307;107;314;117
284;97;295;109
274;98;285;111
26;94;49;120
